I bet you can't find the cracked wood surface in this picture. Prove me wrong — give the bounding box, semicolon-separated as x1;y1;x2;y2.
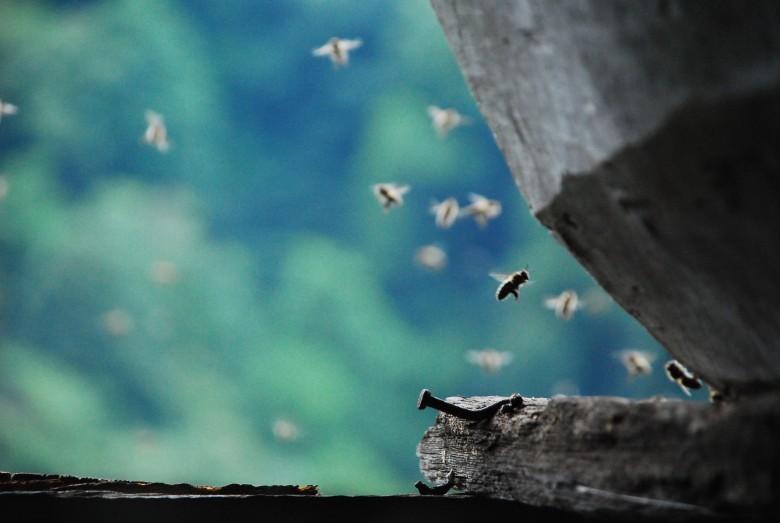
417;393;780;521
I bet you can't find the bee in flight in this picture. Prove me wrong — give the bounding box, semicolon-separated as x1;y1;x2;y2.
490;269;530;301
544;290;580;320
312;37;363;67
460;193;502;228
466;348;513;374
614;349;654;380
141;109;170;152
414;244;447;271
430;197;459;229
372;182;410;211
664;360;703;396
0;99;18;123
427;105;469;137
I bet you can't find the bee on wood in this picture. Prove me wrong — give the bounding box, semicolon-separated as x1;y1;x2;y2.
372;182;410;211
460;193;502;228
312;37;362;67
427;105;469;137
430;197;459;229
414;244;447;271
544;290;580;320
614;349;654;380
142;110;170;152
0;99;18;122
466;348;513;374
490;269;530;301
664;360;702;396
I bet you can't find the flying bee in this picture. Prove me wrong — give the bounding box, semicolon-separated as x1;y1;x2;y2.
0;99;18;122
372;182;410;211
430;197;459;229
490;269;530;301
614;349;654;380
664;360;703;396
460;192;502;228
466;348;513;374
414;244;447;271
142;109;170;152
708;385;724;404
544;290;580;320
312;37;362;67
427;105;469;137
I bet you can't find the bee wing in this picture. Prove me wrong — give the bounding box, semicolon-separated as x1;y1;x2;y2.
489;272;508;283
427;105;442;118
312;43;332;56
544;297;560;309
341;38;363;51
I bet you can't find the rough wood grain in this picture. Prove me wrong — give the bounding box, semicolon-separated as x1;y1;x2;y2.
417;393;780;521
429;0;780;397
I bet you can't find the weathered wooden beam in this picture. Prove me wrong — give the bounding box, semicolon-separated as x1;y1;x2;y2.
417;393;780;521
429;0;780;398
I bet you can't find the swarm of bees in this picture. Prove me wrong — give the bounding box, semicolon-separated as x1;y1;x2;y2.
312;37;363;67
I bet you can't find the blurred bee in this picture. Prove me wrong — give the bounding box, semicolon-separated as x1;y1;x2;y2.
142;110;170;152
664;360;702;396
430;197;459;229
272;418;300;442
466;348;513;374
0;99;18;122
414;244;447;271
427;105;469;137
372;182;410;211
460;193;502;228
312;37;362;67
490;269;530;301
544;290;580;320
614;349;654;380
708;385;724;404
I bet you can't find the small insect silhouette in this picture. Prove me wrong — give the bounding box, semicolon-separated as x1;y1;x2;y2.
460;193;502;228
544;290;580;320
372;182;410;211
427;105;469;137
142;110;170;152
664;360;702;396
490;269;530;301
312;37;362;67
0;99;18;123
466;348;513;373
615;349;654;380
430;197;459;229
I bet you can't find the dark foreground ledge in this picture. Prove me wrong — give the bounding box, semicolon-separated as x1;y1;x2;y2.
417;393;780;522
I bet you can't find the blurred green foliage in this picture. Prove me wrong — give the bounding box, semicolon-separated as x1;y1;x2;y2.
0;0;700;494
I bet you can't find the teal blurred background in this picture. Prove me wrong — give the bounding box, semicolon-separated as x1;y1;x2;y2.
0;0;702;494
